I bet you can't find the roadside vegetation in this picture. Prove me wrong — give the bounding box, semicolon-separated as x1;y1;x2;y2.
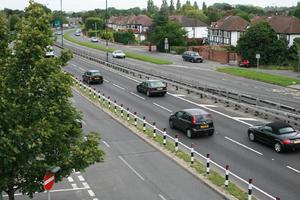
75;79;256;200
217;67;300;86
64;30;172;65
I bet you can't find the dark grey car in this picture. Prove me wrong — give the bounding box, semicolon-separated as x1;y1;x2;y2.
182;51;203;63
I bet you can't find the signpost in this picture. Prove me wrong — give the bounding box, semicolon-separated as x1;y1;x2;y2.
256;53;260;70
164;38;169;53
44;173;55;200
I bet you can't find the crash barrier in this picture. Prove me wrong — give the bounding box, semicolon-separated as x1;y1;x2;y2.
56;42;300;129
72;77;281;200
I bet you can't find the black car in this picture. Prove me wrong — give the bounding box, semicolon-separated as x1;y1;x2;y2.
136;80;167;97
169;109;214;138
248;121;300;153
182;51;203;63
82;70;103;84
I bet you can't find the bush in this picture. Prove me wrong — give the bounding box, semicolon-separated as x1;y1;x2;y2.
170;46;187;54
100;31;114;42
87;30;100;37
113;30;135;44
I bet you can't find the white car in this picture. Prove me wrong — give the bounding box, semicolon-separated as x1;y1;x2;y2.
91;37;99;43
112;50;126;58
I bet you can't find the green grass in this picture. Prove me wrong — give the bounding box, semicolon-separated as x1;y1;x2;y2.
75;81;256;200
217;67;300;86
64;30;172;65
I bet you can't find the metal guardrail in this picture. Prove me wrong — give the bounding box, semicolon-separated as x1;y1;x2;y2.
55;42;300;128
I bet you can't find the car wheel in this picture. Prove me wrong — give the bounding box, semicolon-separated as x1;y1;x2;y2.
192;59;195;63
87;79;90;84
208;130;214;136
136;86;140;93
248;132;255;141
274;142;282;153
169;120;174;129
146;91;150;97
186;129;192;138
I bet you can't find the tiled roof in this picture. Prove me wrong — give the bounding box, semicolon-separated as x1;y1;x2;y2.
169;15;208;27
108;15;152;27
210;15;249;31
251;15;300;34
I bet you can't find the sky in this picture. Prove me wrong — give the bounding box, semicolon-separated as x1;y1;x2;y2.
1;0;299;12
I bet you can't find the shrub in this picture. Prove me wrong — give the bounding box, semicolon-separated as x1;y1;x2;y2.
170;46;187;54
113;30;135;44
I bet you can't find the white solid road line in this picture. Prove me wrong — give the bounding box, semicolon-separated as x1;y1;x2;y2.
287;165;300;174
102;140;111;148
232;117;259;121
153;103;172;113
113;83;125;90
158;194;167;200
67;176;74;183
225;136;263;156
130;92;145;100
77;175;85;181
88;190;96;197
119;156;145;181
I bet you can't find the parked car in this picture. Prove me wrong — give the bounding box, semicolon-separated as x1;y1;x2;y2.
182;51;203;63
169;109;214;138
239;59;250;67
82;70;103;84
248;121;300;153
136;80;167;97
90;37;99;43
112;50;126;58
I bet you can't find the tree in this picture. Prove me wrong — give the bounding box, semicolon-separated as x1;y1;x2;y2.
8;14;20;31
236;21;289;65
193;1;199;10
169;0;175;13
180;3;208;23
84;17;104;32
176;0;181;10
293;7;300;18
147;0;155;14
0;1;104;200
202;2;207;11
186;0;191;6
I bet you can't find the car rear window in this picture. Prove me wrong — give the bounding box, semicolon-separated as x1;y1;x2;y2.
194;114;212;122
149;81;164;87
278;127;295;134
91;72;101;76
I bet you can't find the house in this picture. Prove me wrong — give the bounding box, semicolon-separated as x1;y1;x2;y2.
208;15;250;46
107;15;153;41
169;15;208;39
251;15;300;47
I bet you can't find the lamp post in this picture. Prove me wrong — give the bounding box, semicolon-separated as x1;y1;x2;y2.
60;0;63;47
105;0;108;62
94;22;97;38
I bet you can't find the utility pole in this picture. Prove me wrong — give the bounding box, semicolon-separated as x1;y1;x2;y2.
95;22;97;38
105;0;108;62
60;0;63;48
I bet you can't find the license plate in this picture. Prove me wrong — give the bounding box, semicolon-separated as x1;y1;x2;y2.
157;88;163;90
95;78;100;79
200;125;209;129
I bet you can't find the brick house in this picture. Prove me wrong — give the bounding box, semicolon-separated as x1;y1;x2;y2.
251;15;300;47
169;15;208;39
208;15;250;46
107;15;153;41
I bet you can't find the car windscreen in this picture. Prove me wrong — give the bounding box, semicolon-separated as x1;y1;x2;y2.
149;81;164;87
278;127;295;134
91;72;101;76
194;114;212;122
115;50;123;53
191;52;199;56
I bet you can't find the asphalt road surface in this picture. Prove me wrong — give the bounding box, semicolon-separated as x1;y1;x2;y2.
64;32;300;110
61;48;300;200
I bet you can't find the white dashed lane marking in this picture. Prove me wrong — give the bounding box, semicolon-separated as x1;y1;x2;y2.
102;140;111;148
130;92;145;100
225;136;263;156
119;156;145;181
153;103;172;113
287;166;300;174
88;190;95;197
77;175;85;181
67;177;74;183
113;83;125;90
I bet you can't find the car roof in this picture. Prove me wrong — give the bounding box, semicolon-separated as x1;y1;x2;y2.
266;121;292;130
145;79;163;83
87;70;100;73
182;108;209;115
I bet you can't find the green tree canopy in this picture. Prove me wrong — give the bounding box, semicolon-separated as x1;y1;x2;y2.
0;1;104;199
176;0;181;10
236;21;289;65
84;17;104;31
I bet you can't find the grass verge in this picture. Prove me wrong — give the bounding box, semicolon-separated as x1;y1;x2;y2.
217;67;300;87
64;30;172;65
75;81;256;200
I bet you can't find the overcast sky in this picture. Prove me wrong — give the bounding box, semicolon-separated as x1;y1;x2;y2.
1;0;299;12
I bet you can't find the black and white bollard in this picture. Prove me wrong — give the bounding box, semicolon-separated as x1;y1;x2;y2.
163;128;167;145
114;100;117;113
152;122;156;138
108;96;111;109
175;135;179;152
191;144;195;164
93;88;96;99
127;108;130;121
206;154;210;175
79;82;82;89
224;165;229;187
98;91;101;101
89;88;92;96
102;93;105;105
134;112;137;126
248;179;253;200
143;116;146;132
120;104;124;117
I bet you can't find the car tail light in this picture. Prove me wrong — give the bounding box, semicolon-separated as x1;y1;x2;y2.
192;115;196;124
282;139;291;145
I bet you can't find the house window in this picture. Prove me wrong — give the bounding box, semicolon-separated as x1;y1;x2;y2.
279;34;287;40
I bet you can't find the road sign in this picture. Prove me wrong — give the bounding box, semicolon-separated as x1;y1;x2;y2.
43;173;55;191
255;54;260;59
164;38;169;52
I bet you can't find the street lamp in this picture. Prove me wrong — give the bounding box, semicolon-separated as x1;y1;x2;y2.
105;0;108;62
60;0;63;48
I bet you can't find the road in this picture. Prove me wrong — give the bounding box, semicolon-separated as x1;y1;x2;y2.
61;47;300;200
3;89;225;200
64;31;300;110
